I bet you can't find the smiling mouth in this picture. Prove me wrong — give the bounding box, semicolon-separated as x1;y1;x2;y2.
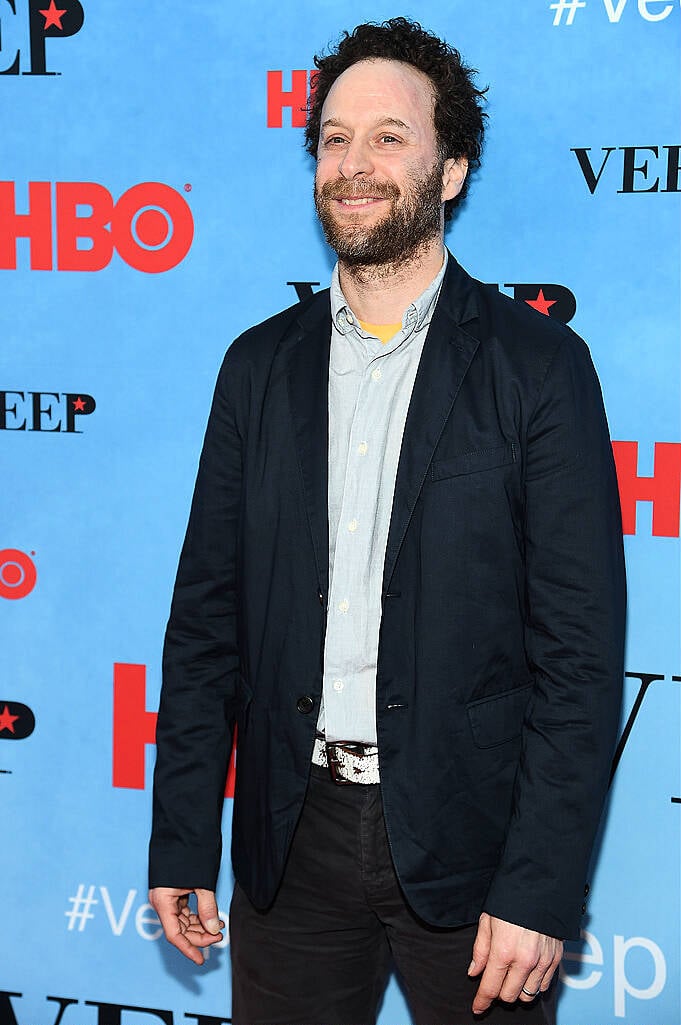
337;197;385;206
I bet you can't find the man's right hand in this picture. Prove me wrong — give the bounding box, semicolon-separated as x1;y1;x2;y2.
149;886;224;965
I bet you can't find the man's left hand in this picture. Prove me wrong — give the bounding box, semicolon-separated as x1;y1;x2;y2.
468;912;563;1015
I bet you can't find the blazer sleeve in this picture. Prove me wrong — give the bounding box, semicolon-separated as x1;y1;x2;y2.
149;347;243;891
483;333;626;939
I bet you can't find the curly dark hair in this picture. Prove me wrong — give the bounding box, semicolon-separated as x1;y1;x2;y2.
304;17;487;219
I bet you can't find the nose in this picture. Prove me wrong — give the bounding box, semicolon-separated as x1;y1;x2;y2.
338;137;374;179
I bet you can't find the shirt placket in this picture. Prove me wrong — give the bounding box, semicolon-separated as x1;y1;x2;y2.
323;334;390;741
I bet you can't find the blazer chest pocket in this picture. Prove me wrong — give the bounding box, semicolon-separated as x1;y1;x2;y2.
430;443;516;482
467;683;533;749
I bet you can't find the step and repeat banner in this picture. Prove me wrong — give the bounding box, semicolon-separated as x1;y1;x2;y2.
1;1;679;1023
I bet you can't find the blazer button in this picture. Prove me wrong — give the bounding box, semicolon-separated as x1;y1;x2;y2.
581;903;587;914
296;695;314;714
584;883;590;896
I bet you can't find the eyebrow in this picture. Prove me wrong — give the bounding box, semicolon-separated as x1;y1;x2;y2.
321;116;414;134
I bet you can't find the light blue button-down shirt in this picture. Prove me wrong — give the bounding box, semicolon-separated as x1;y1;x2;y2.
317;253;448;745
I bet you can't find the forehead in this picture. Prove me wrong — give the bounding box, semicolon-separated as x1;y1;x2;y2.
321;58;436;131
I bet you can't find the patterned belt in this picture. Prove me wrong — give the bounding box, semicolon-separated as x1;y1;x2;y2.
312;734;381;785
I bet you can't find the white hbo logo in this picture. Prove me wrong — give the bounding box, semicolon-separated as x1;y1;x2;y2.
561;929;667;1018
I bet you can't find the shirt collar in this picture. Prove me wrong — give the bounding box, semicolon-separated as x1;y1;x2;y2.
330;250;449;339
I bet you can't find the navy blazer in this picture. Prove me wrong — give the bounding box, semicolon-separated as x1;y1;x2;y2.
149;255;625;940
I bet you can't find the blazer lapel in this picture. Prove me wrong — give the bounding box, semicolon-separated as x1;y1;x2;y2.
283;259;482;600
382;258;481;592
285;293;331;599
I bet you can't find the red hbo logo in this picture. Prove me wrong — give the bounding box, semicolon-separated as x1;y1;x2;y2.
0;181;194;274
0;549;37;600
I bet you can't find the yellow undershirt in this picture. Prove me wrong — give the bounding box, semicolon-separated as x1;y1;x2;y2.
358;320;402;345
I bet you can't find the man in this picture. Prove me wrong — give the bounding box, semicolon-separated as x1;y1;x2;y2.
149;18;625;1025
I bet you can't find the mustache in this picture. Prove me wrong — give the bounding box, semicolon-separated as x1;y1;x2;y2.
316;177;400;201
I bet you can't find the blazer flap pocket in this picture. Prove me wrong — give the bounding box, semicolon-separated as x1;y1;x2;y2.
431;443;516;481
467;683;533;749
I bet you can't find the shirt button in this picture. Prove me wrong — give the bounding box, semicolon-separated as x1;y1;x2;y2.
333;679;344;692
346;312;354;324
347;518;358;533
338;599;349;613
371;367;382;381
358;441;368;455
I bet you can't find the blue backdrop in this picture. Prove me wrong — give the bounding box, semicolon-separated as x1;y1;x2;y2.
1;2;679;1023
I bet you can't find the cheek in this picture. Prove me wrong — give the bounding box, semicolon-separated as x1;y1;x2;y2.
314;155;338;188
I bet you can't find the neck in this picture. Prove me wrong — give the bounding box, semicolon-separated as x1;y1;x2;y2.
337;237;446;324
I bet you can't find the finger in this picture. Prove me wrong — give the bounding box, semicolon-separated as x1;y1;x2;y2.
516;961;551;1003
184;925;224;947
472;961;509;1015
468;913;492;978
169;928;208;965
158;906;207;965
539;944;564;992
516;941;563;1001
517;980;544;1002
196;887;223;935
152;892;188;939
182;912;224;946
500;959;541;1004
506;939;562;1003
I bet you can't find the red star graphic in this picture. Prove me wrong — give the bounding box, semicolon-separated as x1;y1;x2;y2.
39;1;67;30
72;396;86;412
0;705;19;734
525;289;557;317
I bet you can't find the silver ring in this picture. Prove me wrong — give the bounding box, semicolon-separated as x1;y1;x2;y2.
521;985;541;998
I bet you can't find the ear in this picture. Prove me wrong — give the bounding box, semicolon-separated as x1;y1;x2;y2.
441;157;468;203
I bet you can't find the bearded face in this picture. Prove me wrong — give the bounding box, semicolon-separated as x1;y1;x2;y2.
314;160;445;268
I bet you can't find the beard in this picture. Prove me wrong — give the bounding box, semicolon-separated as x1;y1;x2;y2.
314;162;444;269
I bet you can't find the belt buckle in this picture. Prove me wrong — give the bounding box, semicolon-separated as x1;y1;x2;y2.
326;740;363;786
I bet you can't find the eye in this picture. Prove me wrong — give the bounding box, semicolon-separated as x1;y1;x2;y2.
323;135;348;147
378;134;401;144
